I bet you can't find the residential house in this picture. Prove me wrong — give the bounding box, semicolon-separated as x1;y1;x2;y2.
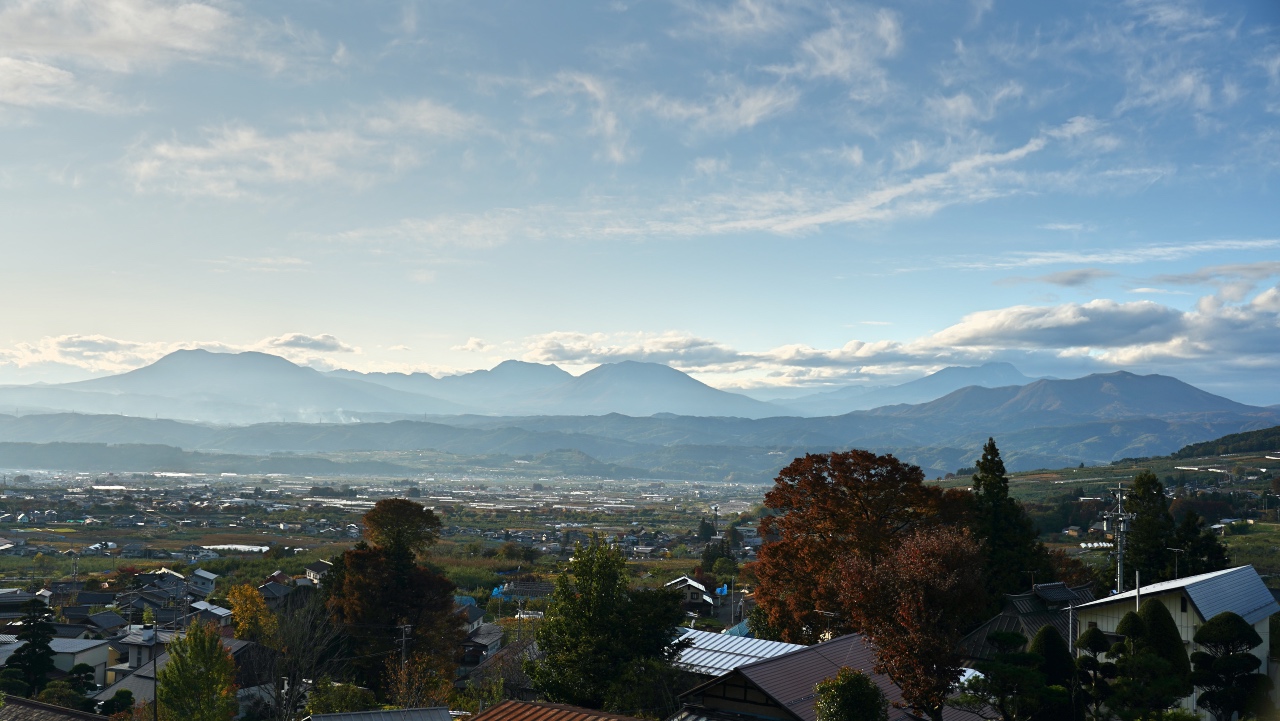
95;637;273;710
305;560;333;586
665;576;717;615
0;638;111;686
192;601;233;628
87;610;127;636
1075;565;1279;715
189;569;219;598
471;701;643;721
671;628;804;679
0;695;105;721
107;626;176;684
666;633;984;721
459;623;504;668
306;709;452;721
959;582;1096;661
458;604;486;635
258;581;292;609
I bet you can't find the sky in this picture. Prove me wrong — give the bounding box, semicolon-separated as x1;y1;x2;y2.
1;0;1279;402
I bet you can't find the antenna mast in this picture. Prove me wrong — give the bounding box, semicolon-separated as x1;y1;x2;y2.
1103;483;1135;594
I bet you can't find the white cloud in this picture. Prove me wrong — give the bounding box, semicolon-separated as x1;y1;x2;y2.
645;82;800;134
0;57;120;111
0;0;235;73
963;238;1280;270
262;333;357;353
0;332;361;376
537;72;632;163
673;0;796;41
453;337;494;353
780;7;901;102
127;97;475;197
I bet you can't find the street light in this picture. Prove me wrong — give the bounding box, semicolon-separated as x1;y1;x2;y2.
1167;547;1185;579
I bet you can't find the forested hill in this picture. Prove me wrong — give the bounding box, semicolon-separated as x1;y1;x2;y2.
1173;425;1280;458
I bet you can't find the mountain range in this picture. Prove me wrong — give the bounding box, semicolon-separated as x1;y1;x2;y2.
0;350;1275;479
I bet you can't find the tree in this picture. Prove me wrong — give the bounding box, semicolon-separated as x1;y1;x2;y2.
361;498;442;558
0;668;29;697
385;652;453;710
305;678;378;715
1122;471;1176;584
1075;627;1117;721
815;667;889;721
1137;597;1191;695
8;598;56;694
255;591;349;721
697;517;715;542
840;526;988;721
954;631;1055;721
1190;612;1275;721
1028;625;1075;691
325;498;459;696
36;680;94;712
64;663;96;695
527;536;689;713
228;584;277;643
156;621;238;721
711;556;738;581
1169;511;1230;578
755;450;959;642
100;690;136;716
1107;606;1186;720
970;439;1052;598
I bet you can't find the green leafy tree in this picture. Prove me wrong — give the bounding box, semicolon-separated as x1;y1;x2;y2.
711;556;738;581
1138;598;1191;696
815;667;889;721
697;518;714;542
1122;471;1176;584
36;680;94;712
305;678;378;715
1028;625;1076;721
970;439;1051;598
1074;627;1116;720
64;663;96;695
8;599;56;694
955;631;1063;721
1107;606;1186;721
100;689;136;716
156;621;238;721
0;668;29;697
527;536;690;713
1190;611;1275;721
1169;511;1230;577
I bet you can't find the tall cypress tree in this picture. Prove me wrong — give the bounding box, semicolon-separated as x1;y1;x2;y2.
1123;471;1177;584
1170;511;1230;578
971;438;1050;597
8;599;56;694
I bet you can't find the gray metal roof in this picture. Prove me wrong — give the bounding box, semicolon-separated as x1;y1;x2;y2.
1078;565;1279;625
308;708;451;721
674;628;805;676
50;638;108;654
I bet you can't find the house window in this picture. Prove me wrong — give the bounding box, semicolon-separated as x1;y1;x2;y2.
1088;621;1097;629
1180;596;1187;613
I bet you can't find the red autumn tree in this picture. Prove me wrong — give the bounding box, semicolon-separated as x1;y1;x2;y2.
840;526;988;721
754;450;966;642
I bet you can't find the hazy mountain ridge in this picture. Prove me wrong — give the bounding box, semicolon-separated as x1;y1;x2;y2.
774;362;1036;415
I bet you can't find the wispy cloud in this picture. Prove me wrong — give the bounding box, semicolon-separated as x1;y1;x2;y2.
127;97;478;197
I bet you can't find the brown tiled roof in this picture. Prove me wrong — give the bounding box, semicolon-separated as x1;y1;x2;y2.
469;701;644;721
0;695;103;720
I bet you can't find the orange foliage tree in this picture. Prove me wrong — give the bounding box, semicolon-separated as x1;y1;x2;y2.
839;527;988;721
753;450;968;642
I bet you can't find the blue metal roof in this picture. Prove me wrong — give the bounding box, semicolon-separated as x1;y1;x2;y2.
674;627;805;676
1078;565;1279;625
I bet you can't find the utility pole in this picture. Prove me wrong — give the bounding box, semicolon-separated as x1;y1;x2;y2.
399;624;412;668
1103;483;1135;594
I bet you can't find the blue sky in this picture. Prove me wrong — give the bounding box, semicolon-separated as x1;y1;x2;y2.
2;0;1279;402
